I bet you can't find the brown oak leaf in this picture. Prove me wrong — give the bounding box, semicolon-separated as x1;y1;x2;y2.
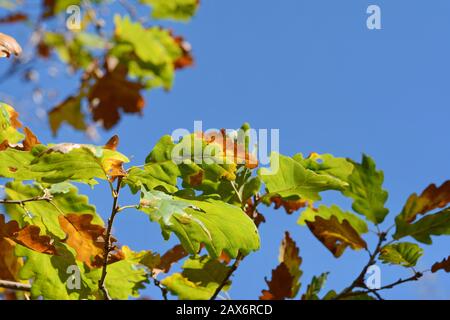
306;215;367;258
88;59;145;129
58;214;122;268
260;232;302;300
0;214;56;255
154;244;188;275
401;181;450;223
431;256;450;273
270;196;308;214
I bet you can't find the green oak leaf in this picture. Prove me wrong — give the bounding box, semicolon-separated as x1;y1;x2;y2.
86;246;149;300
113;15;182;90
48;95;87;136
302;272;329;300
394;207;450;244
161;255;231;300
4;181;101;239
140;0;199;22
258;153;347;202
124;135;180;194
0;102;24;144
0;143;128;185
298;205;368;235
379;242;423;267
138;189;260;258
16;243;96;300
293;153;354;183
343;154;389;224
139;189;197;225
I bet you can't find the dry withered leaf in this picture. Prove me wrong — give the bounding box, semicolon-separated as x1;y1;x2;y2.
103;135;127;181
431;256;450;273
0;13;28;24
260;232;302;300
0;214;56;255
154;244;188;275
306;215;367;258
245;199;266;227
0;32;22;58
270;196;308;214
0;237;22;281
22;127;40;151
402;181;450;223
260;263;293;300
173;35;194;70
88;59;145;129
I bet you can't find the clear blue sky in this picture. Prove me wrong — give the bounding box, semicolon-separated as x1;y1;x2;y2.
1;0;450;299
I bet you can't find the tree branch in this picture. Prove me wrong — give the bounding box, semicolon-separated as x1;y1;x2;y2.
153;277;168;300
0;279;31;292
210;252;243;300
334;232;387;300
0;194;53;206
98;177;123;300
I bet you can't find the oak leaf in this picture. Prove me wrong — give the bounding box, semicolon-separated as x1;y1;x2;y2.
260;232;302;300
270;195;308;214
399;181;450;223
431;256;450;273
154;244;188;274
58;214;122;268
88;59;144;129
0;214;56;255
306;215;367;257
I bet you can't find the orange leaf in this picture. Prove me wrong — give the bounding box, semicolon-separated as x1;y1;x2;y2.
431;256;450;273
306;215;367;258
58;214;116;268
401;181;450;223
0;237;22;281
103;135;127;181
173;35;194;70
270;196;308;214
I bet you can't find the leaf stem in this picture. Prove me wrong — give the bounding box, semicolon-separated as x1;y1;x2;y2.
98;177;123;300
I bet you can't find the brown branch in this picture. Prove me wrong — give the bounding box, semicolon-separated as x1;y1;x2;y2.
153;278;168;300
0;279;31;292
372;272;423;292
98;177;123;300
0;194;53;206
210;252;243;300
334;232;387;300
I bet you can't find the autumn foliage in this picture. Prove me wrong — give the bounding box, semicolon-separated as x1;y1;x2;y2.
0;0;449;301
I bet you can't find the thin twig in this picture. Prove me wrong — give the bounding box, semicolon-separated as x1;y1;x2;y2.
0;280;31;292
98;177;123;300
334;232;387;300
153;278;168;300
0;194;52;205
210;252;243;300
